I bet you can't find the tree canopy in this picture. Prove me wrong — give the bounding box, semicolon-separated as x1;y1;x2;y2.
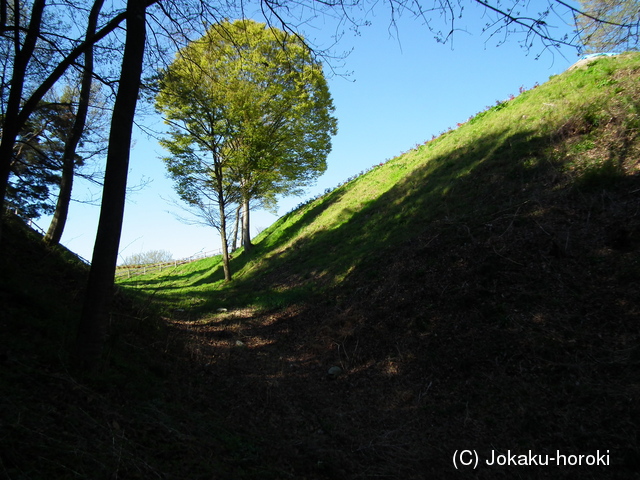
2;0;639;370
121;249;173;266
577;0;640;53
5;98;75;218
156;19;337;275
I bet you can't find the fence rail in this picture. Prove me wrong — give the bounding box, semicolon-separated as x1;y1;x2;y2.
115;249;222;278
11;214;93;264
6;210;220;275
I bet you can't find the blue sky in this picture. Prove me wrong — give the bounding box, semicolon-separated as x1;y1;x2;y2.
39;6;582;263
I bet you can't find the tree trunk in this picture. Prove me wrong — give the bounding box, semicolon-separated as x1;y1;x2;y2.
241;195;253;252
45;0;103;245
73;0;146;371
218;199;232;282
0;0;133;244
0;0;45;243
231;204;241;251
45;152;74;245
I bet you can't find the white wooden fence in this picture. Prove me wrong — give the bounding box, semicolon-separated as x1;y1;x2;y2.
12;212;220;276
23;217;93;264
115;249;223;278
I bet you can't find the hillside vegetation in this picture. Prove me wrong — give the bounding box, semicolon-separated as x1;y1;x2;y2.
2;53;640;479
122;53;640;312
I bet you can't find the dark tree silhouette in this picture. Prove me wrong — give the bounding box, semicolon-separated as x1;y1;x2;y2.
45;0;105;246
73;0;147;371
3;0;639;372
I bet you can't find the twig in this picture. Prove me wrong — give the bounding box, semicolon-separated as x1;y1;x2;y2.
492;245;525;267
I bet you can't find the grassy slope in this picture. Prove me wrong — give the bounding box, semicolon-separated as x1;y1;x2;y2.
2;53;639;479
123;52;640;312
119;53;640;478
0;217;261;479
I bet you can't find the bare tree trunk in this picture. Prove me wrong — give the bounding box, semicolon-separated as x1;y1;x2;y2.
241;195;253;252
0;0;7;33
0;0;45;243
73;0;146;371
231;204;241;251
45;0;104;245
45;150;75;245
0;0;140;245
218;200;232;281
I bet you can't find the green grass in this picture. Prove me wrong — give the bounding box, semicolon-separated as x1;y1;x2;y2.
5;53;640;479
0;216;280;480
120;52;640;314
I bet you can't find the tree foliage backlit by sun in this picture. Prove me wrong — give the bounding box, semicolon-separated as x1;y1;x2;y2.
155;19;337;280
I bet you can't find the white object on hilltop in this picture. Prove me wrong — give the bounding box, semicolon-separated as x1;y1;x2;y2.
568;52;619;71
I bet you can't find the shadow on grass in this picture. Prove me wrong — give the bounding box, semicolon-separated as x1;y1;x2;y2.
237;126;555;289
125;115;638;316
157;114;640;477
7;56;640;479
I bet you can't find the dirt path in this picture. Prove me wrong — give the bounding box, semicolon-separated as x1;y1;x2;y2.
167;305;440;479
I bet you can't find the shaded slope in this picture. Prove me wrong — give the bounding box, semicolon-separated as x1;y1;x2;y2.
0;215;89;363
116;53;640;478
0;217;266;479
123;53;640;310
256;53;640;295
1;52;637;480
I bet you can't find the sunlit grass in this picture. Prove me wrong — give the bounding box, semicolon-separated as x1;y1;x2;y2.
119;52;640;315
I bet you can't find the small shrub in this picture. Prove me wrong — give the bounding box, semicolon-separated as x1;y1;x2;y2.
122;249;174;266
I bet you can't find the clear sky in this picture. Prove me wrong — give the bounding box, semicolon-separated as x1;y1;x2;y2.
38;5;582;264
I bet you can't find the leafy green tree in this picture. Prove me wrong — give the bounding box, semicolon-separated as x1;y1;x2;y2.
218;20;337;252
156;19;337;275
6;99;77;218
576;0;640;53
157;114;238;281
